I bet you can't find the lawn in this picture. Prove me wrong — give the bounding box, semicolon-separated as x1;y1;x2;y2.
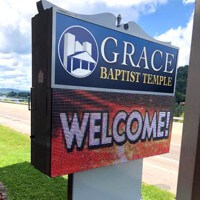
0;125;175;200
142;183;175;200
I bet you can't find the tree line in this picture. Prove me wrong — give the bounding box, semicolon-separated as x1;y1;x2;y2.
175;65;188;104
6;91;30;99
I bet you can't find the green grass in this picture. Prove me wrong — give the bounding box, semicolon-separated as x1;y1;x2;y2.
0;125;175;200
0;125;67;200
142;183;175;200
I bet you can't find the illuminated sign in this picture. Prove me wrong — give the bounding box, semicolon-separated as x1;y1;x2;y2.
51;89;174;176
50;10;178;177
31;5;178;177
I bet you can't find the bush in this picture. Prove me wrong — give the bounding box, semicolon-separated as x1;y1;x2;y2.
173;104;184;117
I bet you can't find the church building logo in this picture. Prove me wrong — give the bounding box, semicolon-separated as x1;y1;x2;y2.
58;26;99;78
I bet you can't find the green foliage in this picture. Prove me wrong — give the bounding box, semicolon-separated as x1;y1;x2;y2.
6;91;18;97
175;65;188;104
173;104;184;117
18;92;30;98
6;91;30;99
175;91;185;104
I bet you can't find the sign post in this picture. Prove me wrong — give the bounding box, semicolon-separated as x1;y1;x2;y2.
176;1;200;199
31;0;178;199
69;160;143;200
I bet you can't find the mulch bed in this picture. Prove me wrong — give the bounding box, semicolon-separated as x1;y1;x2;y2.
0;182;8;200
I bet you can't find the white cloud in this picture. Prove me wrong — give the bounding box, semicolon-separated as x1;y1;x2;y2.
53;0;168;23
183;0;195;5
0;0;168;54
0;26;30;54
155;13;193;67
0;0;169;90
0;53;31;90
75;0;167;7
52;0;167;10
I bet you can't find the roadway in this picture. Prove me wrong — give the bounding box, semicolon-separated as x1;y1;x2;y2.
0;102;30;134
0;102;182;194
142;122;182;194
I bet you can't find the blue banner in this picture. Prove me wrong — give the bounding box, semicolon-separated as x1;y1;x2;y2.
53;12;178;95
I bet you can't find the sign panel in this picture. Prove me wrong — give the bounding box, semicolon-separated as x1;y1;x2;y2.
52;12;178;95
51;89;174;176
49;10;178;176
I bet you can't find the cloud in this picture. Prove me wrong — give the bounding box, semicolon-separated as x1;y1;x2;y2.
0;0;168;53
0;0;34;54
0;53;31;90
52;0;168;23
0;26;30;54
0;0;169;90
183;0;195;5
0;65;14;72
52;0;167;10
155;13;194;67
70;0;167;7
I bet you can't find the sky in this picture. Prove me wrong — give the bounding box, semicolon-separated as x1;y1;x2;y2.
0;0;195;90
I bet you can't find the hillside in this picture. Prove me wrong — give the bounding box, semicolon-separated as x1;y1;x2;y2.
0;88;22;95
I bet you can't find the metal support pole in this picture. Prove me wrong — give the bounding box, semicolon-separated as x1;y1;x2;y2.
176;1;200;199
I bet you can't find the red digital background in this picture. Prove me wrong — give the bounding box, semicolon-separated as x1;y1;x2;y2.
51;89;174;177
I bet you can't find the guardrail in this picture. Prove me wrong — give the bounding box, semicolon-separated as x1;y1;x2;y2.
0;98;28;104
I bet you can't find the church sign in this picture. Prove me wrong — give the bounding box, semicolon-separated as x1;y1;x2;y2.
31;3;178;177
53;13;178;95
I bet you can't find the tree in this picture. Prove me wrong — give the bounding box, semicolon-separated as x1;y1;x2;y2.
6;91;30;99
18;92;30;98
7;91;17;97
175;65;188;104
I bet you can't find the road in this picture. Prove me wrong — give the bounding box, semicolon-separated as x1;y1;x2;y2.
0;102;182;194
143;122;182;194
0;102;30;134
